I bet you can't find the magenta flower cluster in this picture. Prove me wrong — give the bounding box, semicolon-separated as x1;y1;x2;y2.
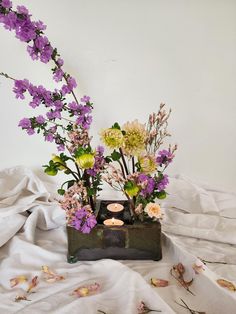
138;174;155;197
71;207;97;234
87;146;105;177
157;174;169;191
0;2;52;63
156;149;174;166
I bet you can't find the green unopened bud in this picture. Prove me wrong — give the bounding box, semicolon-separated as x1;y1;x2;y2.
76;153;95;169
52;154;67;170
124;182;140;197
45;167;58;176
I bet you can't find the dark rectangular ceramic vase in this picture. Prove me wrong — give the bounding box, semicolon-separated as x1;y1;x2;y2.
67;221;162;262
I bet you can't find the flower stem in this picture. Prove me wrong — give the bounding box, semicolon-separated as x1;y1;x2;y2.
55;162;79;181
52;56;79;105
0;72;15;81
119;148;129;175
132;156;135;173
117;160;126;179
83;171;95;211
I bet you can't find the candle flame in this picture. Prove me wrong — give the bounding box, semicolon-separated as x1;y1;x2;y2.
111;217;115;224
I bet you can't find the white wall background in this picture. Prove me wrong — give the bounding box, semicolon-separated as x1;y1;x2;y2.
0;0;235;191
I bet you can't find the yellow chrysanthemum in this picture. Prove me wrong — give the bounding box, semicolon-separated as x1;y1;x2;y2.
122;120;147;156
100;128;124;149
138;154;157;174
76;153;95;169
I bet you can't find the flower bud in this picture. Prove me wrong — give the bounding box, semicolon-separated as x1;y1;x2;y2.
45;167;58;176
52;154;66;170
125;184;140;197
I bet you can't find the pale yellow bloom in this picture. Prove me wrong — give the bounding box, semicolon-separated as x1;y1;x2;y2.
138;154;157;174
144;203;161;219
122;120;147;156
100;128;124;149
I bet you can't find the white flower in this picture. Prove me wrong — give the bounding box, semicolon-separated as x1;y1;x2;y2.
144;203;161;219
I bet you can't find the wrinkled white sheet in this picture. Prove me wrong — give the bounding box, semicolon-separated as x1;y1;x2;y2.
0;166;236;314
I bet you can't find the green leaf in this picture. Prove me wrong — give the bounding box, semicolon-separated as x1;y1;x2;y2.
67;180;75;188
87;187;96;196
124;181;134;190
156;190;167;199
111;150;121;161
57;189;65;196
74;146;92;158
105;156;112;163
111;122;121;130
59;153;70;162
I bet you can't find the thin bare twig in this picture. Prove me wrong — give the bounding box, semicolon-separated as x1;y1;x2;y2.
174;299;206;314
170;269;195;296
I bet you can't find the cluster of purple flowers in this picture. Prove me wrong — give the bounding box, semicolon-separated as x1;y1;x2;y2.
156;149;174;166
138;174;155;197
1;1;81;153
137;172;169;197
157;174;169;191
0;2;52;63
70;207;97;234
14;76;83;151
18;115;65;151
69;96;93;130
13;79;54;107
87;146;105;177
18;117;34;135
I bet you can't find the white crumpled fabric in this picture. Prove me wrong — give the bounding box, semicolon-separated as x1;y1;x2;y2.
0;166;65;246
0;166;236;313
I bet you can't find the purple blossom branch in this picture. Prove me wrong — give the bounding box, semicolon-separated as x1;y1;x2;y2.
51;55;79;105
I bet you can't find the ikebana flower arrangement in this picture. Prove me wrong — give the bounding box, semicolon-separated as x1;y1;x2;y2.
0;0;176;235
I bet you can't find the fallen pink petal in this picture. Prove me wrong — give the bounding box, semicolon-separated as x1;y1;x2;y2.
151;278;169;287
192;261;205;274
14;295;30;302
27;276;39;293
10;276;28;288
41;265;65;283
72;282;100;298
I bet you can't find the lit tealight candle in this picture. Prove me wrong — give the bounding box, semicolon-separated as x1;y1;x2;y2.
107;203;124;213
103;217;124;226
